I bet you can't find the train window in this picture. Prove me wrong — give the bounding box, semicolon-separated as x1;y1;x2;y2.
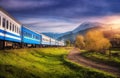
13;24;14;31
6;20;9;29
17;27;18;34
16;26;17;33
15;26;17;33
18;28;19;34
0;16;1;26
26;32;28;37
26;33;27;36
23;32;25;36
10;23;11;30
16;27;18;33
25;32;27;36
25;32;26;36
29;33;30;37
29;33;32;38
15;26;16;32
33;35;35;39
11;24;12;31
36;36;39;40
14;25;15;32
24;32;26;36
17;27;19;34
2;18;5;28
19;28;20;34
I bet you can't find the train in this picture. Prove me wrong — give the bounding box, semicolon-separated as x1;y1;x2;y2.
0;7;65;49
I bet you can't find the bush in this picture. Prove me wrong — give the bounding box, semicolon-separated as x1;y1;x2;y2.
65;40;71;47
85;30;111;53
75;35;85;49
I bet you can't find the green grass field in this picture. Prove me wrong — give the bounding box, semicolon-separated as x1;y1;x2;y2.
0;48;116;78
81;50;120;68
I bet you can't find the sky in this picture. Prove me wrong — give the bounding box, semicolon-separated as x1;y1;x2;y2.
0;0;120;33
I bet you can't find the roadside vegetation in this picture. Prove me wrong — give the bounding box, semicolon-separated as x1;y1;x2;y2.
75;29;120;75
65;40;71;47
75;30;111;53
80;50;120;68
0;48;116;78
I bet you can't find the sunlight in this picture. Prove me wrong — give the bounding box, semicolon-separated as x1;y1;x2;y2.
104;15;120;24
103;15;120;29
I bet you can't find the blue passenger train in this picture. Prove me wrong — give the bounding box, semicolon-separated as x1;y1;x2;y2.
40;34;51;46
0;7;65;49
21;26;41;48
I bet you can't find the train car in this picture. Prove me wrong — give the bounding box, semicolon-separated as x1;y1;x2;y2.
50;38;56;46
0;7;21;49
55;40;59;46
40;34;51;47
0;7;64;49
58;41;65;46
21;26;41;48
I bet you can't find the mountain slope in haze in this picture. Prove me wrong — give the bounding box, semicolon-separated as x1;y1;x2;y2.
42;33;62;39
73;22;105;33
42;22;120;42
42;31;72;39
58;22;108;42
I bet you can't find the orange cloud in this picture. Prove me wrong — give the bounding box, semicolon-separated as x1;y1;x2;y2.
90;15;120;29
103;15;120;24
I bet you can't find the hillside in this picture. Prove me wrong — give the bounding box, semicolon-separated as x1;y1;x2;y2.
42;33;63;39
58;22;107;42
58;22;120;42
0;48;115;78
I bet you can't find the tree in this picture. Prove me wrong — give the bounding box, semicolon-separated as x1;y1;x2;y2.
85;30;111;53
75;35;85;49
65;40;71;47
111;34;120;47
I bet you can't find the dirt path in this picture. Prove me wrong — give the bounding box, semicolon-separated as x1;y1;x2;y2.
67;48;120;77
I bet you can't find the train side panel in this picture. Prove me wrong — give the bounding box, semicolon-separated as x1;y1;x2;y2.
22;26;41;45
58;41;65;46
41;34;51;46
0;8;22;49
55;40;59;46
0;9;21;42
50;38;56;46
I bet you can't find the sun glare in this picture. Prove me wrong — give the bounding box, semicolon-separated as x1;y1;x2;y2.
103;15;120;29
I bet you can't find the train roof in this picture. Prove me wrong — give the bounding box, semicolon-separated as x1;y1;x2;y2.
40;33;51;38
41;34;56;40
0;7;21;25
50;37;56;40
22;25;41;35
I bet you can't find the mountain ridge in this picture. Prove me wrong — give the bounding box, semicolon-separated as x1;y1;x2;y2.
42;22;120;42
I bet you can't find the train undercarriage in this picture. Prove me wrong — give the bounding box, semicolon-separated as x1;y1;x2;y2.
0;40;52;50
0;40;21;49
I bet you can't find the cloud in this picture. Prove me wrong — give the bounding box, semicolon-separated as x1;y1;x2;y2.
0;0;57;10
21;17;79;33
1;0;120;33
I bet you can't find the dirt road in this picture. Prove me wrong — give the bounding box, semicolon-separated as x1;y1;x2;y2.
67;48;120;77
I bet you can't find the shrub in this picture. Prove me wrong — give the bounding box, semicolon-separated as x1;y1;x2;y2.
85;30;111;53
75;35;85;49
65;40;71;47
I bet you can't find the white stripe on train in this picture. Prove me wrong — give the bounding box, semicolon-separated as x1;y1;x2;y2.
0;32;21;40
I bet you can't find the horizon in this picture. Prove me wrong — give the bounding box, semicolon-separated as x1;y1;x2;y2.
1;0;120;33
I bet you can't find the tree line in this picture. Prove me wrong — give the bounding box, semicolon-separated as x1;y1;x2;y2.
65;30;120;54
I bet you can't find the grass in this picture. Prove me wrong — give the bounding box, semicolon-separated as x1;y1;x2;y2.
81;50;120;68
0;48;117;78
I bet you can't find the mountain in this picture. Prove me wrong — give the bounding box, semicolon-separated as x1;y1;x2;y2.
73;22;105;33
58;22;107;42
42;22;120;42
42;32;64;39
